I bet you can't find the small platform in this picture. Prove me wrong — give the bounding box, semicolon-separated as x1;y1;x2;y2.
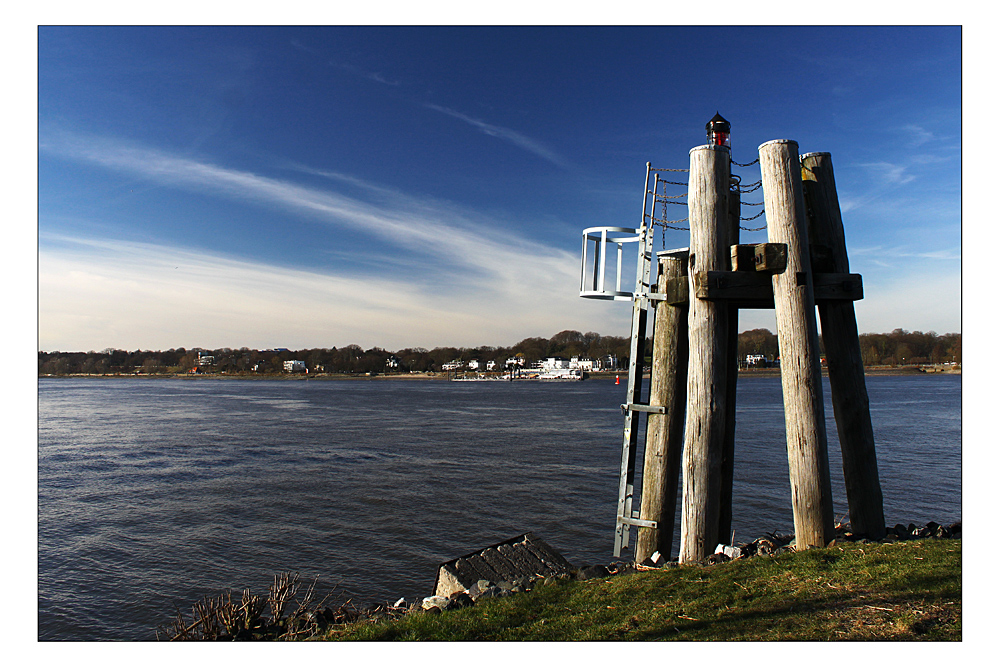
433;533;574;598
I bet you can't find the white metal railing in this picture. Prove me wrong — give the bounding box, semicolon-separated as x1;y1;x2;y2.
578;226;641;301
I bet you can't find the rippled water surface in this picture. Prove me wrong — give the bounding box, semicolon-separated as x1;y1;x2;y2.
38;374;960;640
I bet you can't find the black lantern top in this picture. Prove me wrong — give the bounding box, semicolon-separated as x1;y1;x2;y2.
706;112;731;148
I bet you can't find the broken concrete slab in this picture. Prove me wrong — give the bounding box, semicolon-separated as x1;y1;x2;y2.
433;532;573;598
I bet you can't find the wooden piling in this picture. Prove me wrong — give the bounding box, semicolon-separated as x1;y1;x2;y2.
680;145;731;562
636;254;689;563
801;151;886;540
758;139;835;549
717;186;741;546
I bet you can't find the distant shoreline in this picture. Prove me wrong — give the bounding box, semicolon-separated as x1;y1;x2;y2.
38;366;960;380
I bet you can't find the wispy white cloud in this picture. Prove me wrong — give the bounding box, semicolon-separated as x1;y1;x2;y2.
290;41;401;86
848;245;960;262
332;61;401;86
38;133;620;350
856;161;916;186
40;132;567;281
424;103;573;169
902;124;933;147
38;233;621;352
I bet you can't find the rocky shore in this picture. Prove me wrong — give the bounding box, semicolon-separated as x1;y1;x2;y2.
293;519;963;634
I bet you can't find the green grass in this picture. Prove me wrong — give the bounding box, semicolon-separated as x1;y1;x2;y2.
317;539;960;641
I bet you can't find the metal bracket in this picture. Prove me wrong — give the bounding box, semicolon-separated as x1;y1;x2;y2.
621;403;666;414
618;515;658;529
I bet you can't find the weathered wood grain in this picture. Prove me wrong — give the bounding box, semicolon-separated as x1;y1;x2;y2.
759;139;835;549
801;151;886;540
679;145;731;562
635;254;689;563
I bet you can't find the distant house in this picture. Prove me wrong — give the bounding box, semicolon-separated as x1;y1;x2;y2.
196;354;215;367
386;356;400;369
486;360;497;371
571;357;594;372
468;360;481;371
541;357;570;371
283;360;306;372
596;355;618;371
442;360;464;371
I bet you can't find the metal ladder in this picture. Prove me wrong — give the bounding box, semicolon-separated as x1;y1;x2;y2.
612;163;663;557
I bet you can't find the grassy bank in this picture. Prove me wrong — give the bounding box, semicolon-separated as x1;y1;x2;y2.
317;539;960;641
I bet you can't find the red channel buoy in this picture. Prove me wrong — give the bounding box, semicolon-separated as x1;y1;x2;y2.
615;375;620;385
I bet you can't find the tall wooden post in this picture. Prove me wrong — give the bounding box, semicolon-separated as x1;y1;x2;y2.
680;145;731;562
758;139;835;549
636;254;689;563
801;152;886;540
717;185;741;546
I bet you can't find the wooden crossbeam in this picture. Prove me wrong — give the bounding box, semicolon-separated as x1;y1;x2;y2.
665;271;862;307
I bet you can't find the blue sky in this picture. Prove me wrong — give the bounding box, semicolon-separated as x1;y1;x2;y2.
36;24;962;352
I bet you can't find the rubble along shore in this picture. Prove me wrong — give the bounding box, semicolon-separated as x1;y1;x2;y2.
160;520;960;641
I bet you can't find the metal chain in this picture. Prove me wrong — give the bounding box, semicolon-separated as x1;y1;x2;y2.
731;157;760;167
739;180;762;193
646;213;689;230
654;192;688;199
650;167;689;172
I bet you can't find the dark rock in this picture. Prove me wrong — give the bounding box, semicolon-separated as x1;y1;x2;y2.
883;533;899;543
448;591;475;609
575;565;611;580
755;538;777;555
893;524;910;539
948;521;961;538
467;580;493;598
421;595;450;611
475;587;509;600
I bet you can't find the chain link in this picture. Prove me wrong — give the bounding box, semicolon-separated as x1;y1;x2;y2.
650;167;689;172
731;157;760;167
646;213;689;230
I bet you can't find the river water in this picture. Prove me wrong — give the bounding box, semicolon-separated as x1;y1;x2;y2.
37;374;960;640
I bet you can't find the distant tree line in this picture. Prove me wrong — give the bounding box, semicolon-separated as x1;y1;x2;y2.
37;330;633;376
38;328;960;376
736;327;961;367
